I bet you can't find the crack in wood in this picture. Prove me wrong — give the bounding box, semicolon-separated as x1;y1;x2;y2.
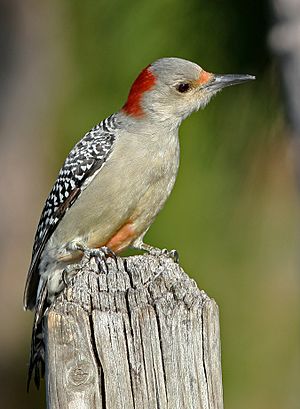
45;254;223;409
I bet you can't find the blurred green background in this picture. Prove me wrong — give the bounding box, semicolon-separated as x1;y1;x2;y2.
0;0;299;408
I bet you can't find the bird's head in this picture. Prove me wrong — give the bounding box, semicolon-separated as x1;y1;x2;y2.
122;57;255;126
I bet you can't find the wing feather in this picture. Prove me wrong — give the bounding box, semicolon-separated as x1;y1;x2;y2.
24;115;119;309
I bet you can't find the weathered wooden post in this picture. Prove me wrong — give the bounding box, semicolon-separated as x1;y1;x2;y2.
45;254;223;409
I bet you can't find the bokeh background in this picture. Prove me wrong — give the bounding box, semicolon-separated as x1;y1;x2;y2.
0;0;299;408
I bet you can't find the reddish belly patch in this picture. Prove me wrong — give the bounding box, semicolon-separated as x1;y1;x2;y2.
105;222;137;253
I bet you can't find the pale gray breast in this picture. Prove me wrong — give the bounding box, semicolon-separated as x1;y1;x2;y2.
46;128;180;248
125;129;180;230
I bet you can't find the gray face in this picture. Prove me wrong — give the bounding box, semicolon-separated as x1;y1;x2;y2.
141;57;216;123
139;57;254;125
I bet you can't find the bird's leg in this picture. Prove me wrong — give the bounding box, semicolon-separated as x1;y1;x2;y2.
62;241;117;285
62;241;88;286
161;248;179;263
132;238;179;263
66;241;117;262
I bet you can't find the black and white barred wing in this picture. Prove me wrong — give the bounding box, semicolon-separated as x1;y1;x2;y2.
24;116;118;309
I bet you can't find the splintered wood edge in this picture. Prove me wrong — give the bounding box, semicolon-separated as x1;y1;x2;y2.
45;254;224;409
202;299;224;409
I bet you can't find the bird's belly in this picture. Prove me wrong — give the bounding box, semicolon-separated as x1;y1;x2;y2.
44;131;180;259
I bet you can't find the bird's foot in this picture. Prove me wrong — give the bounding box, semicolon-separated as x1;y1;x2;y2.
84;245;117;262
134;242;179;263
66;241;117;263
161;248;179;263
63;242;117;284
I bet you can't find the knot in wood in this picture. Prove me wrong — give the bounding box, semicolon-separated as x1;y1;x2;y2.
45;255;224;408
68;361;93;387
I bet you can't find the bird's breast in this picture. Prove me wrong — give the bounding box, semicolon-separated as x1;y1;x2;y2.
45;129;180;255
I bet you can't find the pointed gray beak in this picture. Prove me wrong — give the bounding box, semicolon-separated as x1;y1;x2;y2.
205;73;255;91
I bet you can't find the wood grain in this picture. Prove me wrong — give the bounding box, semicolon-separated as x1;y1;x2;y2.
45;254;224;409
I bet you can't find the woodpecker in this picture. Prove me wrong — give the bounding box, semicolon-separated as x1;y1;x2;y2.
24;57;254;386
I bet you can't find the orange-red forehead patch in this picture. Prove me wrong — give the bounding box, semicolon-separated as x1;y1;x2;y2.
197;70;213;85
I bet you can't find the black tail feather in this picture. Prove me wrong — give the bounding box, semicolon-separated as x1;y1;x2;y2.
27;281;48;391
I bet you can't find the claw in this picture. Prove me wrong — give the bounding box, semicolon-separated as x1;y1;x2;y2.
134;241;179;263
161;248;179;263
169;249;179;263
62;263;81;286
62;243;117;286
105;247;118;261
66;241;117;262
89;246;117;261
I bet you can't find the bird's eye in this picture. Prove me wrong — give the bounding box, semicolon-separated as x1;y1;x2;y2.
176;83;191;93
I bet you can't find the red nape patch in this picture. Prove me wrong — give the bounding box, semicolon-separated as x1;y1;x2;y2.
122;65;156;117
